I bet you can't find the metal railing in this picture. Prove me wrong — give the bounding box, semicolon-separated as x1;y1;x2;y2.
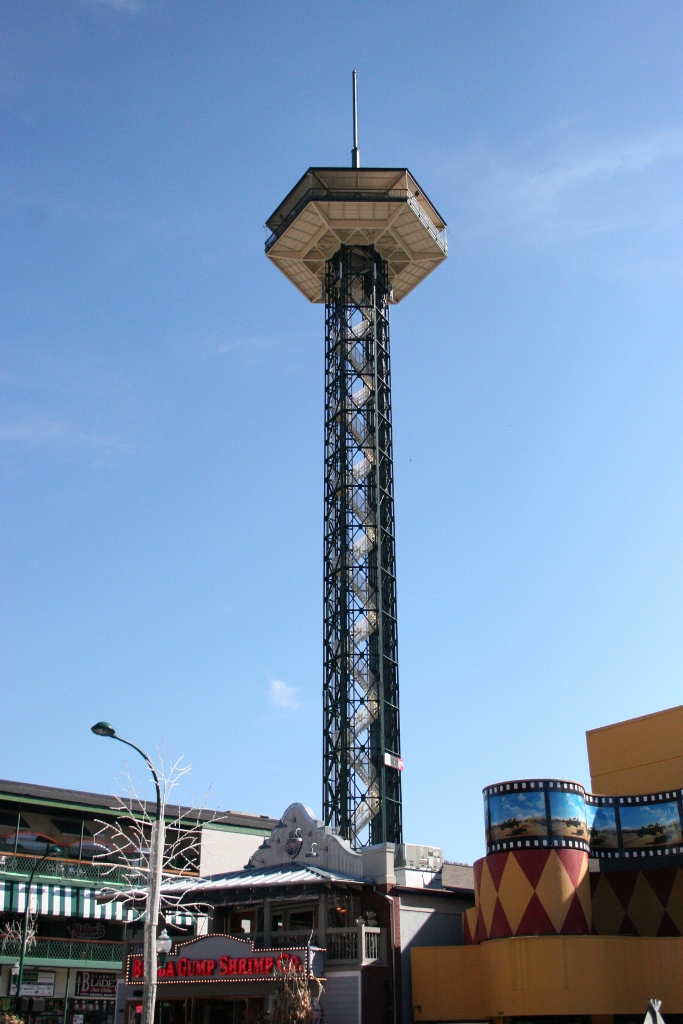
406;193;448;254
0;853;198;887
0;853;148;886
265;187;447;254
232;925;384;964
327;925;385;964
0;936;124;964
362;926;383;963
243;931;317;951
267;930;318;950
326;927;358;962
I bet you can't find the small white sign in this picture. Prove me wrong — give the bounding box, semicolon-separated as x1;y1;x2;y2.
10;971;55;997
383;752;404;771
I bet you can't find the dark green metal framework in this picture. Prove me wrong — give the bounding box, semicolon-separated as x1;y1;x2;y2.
323;244;402;848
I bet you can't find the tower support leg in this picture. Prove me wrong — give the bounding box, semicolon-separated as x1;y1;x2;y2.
323;244;402;848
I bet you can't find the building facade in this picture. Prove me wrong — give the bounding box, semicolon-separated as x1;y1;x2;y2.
0;779;277;1024
115;803;474;1024
411;704;683;1023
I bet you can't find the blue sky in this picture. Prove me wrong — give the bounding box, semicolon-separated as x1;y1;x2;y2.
1;1;682;865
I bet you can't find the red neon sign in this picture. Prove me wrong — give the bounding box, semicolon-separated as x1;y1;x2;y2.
130;953;302;982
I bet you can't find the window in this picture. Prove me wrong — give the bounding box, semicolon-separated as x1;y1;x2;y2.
288;908;314;931
229;911;255;935
52;818;83;836
0;808;18;853
327;894;360;928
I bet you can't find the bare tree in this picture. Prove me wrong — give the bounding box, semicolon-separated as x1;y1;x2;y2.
94;747;219;1024
1;912;37;957
271;963;324;1024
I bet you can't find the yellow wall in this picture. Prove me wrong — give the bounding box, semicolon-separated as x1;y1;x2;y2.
586;705;683;795
411;935;683;1021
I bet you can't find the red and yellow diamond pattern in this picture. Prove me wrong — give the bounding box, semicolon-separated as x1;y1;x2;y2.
591;866;683;937
464;849;591;944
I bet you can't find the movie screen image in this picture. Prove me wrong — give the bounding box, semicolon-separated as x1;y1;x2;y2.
619;801;682;849
488;790;547;842
549;790;587;840
585;804;619;849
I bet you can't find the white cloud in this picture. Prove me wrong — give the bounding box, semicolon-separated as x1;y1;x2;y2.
498;131;682;217
445;127;683;243
269;679;299;710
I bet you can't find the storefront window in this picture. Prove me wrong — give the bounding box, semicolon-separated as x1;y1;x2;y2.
151;1000;262;1024
155;1002;187;1024
71;998;116;1024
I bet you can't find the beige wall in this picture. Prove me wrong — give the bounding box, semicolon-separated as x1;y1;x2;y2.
199;826;265;876
411;935;683;1021
587;704;683;795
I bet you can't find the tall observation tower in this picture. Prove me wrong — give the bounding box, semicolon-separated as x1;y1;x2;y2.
265;72;447;848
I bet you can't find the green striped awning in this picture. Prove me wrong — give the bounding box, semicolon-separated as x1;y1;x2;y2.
0;880;138;921
164;912;195;927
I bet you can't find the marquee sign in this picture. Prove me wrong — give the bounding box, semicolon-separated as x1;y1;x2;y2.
126;934;324;985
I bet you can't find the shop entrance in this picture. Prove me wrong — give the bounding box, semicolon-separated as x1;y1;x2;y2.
127;999;265;1024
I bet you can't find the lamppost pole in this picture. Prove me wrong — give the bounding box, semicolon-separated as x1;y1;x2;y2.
14;841;59;1011
91;723;164;1024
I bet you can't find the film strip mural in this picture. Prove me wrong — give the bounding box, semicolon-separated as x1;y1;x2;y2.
484;779;683;861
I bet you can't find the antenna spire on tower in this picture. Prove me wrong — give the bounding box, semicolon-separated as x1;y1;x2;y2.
264;128;448;849
351;69;360;169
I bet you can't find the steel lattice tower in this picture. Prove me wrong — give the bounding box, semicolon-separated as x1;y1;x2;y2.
324;245;400;845
265;75;447;848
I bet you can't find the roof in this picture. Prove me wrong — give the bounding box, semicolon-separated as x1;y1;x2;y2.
161;863;372;896
265;167;448;304
441;862;475;892
0;778;278;833
266;167;447;234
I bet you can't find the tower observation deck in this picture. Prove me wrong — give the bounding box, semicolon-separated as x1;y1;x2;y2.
265;84;447;848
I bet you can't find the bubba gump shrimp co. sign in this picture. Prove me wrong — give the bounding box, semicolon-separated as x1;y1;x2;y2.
126;934;324;986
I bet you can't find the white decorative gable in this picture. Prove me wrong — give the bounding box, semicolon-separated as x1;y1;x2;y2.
248;803;364;877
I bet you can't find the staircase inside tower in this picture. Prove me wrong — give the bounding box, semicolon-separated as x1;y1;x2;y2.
323;244;402;849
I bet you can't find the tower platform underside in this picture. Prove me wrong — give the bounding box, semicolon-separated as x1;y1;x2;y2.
265;168;447;304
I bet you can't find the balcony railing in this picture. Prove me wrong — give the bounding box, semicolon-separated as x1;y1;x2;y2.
327;925;385;965
0;936;124;965
0;853;198;887
265;187;448;255
243;925;385;965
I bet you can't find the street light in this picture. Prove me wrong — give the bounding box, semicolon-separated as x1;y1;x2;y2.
156;929;172;967
13;841;61;1010
91;722;163;1024
90;723;161;811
